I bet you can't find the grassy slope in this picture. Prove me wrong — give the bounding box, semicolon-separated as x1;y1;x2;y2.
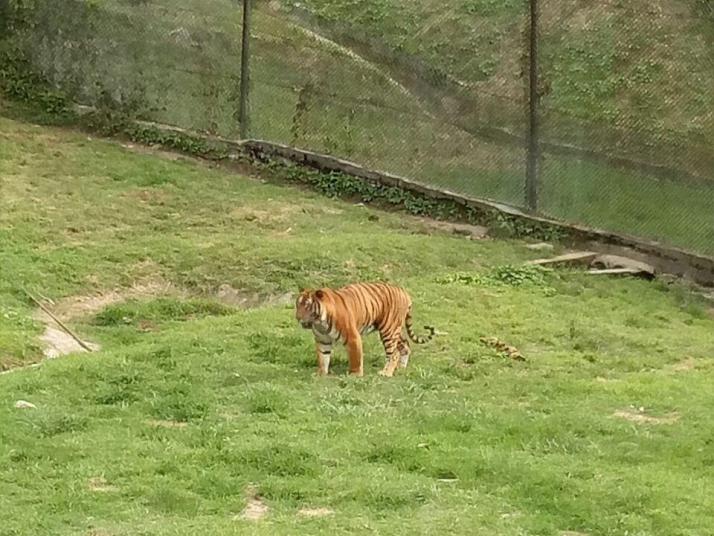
281;0;714;147
2;118;714;535
10;0;714;255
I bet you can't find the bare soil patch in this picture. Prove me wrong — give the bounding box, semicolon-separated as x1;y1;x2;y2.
145;419;189;429
297;507;334;518
404;216;488;240
87;476;119;493
216;284;293;309
238;486;269;521
51;278;184;322
613;408;679;425
669;357;696;372
31;277;179;360
35;309;100;359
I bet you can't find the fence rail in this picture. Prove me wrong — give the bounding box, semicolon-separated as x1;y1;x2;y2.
1;0;712;257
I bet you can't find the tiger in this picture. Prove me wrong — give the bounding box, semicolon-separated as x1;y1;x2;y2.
295;282;435;377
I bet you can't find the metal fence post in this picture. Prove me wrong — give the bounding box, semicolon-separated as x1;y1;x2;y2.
238;0;252;139
525;0;540;212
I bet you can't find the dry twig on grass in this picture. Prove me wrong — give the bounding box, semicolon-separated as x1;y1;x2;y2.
479;336;525;361
23;288;94;353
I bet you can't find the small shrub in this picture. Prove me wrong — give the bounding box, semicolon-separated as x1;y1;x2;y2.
437;264;550;288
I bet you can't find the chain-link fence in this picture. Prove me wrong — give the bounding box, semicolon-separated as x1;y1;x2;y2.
2;0;712;256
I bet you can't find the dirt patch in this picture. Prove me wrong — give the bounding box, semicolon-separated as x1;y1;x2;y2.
145;419;189;429
238;486;268;521
27;276;180;361
613;408;679;425
230;203;342;229
51;278;184;322
297;507;334;518
526;242;555;251
594;376;619;384
118;138;262;179
51;270;294;323
120;142;187;161
0;356;27;371
406;216;488;240
669;357;696;372
122;188;173;206
27;276;290;364
35;309;100;359
88;476;119;493
230;205;300;226
216;284;293;309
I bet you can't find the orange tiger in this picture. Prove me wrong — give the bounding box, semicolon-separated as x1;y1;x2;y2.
295;282;435;377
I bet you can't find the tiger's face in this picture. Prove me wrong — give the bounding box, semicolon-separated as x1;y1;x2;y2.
295;289;324;329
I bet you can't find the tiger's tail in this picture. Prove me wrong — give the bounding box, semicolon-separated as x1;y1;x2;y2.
405;312;435;344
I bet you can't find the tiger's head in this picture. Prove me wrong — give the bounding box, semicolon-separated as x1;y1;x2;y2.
295;289;326;329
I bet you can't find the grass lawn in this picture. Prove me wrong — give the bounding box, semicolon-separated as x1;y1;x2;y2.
1;116;714;535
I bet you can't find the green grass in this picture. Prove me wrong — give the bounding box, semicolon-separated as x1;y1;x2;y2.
2;117;714;534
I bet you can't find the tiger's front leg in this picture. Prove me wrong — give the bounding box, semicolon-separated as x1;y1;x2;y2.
315;339;332;376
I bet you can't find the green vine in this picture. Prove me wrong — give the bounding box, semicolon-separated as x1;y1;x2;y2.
124;124;230;160
256;157;567;242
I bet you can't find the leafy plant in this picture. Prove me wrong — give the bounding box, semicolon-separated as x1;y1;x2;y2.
437;264;554;293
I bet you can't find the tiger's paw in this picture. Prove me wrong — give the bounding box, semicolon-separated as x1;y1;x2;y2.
378;368;394;378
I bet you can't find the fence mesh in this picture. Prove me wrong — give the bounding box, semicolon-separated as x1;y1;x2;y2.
2;0;712;256
537;0;714;252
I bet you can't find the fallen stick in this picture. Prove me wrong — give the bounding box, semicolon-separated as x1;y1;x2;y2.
0;363;42;376
526;251;597;266
479;336;525;361
23;288;94;353
586;268;644;276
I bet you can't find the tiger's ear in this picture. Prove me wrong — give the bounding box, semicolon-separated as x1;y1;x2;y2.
314;289;325;300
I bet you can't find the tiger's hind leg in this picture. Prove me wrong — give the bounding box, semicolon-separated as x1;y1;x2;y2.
397;337;411;369
378;331;402;377
345;331;364;377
